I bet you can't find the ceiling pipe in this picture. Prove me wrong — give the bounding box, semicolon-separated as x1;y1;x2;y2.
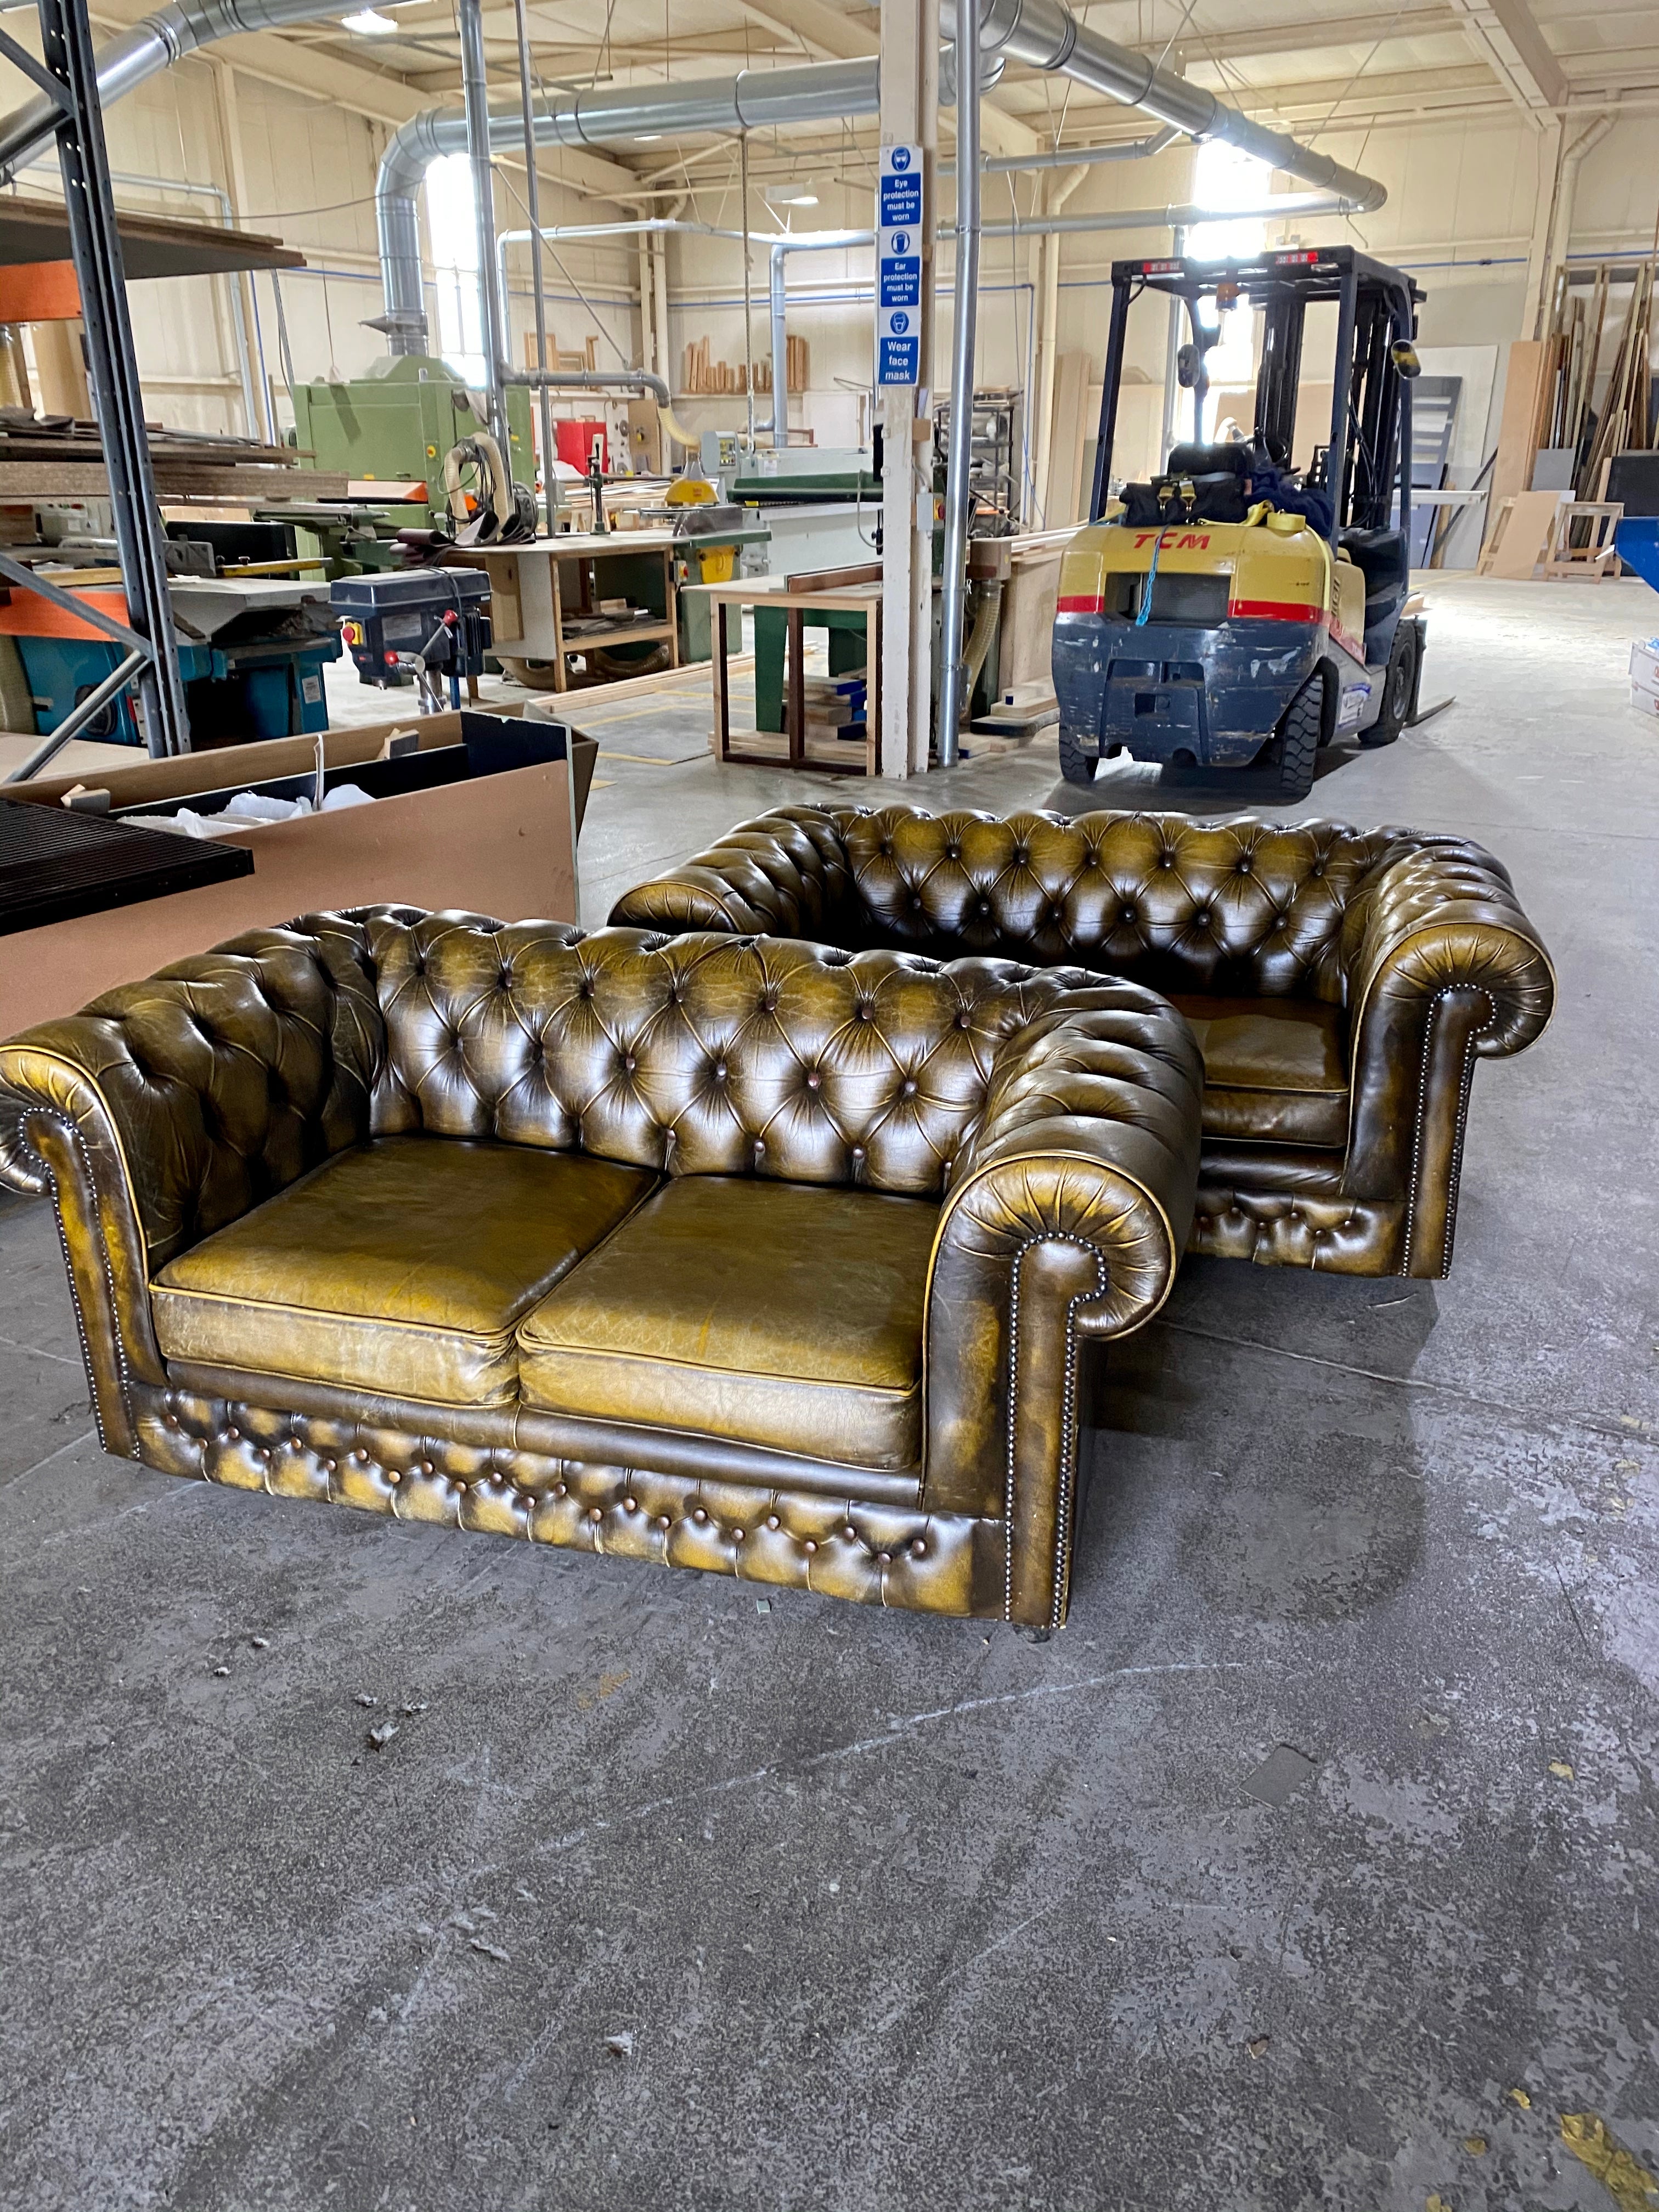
0;0;361;181
939;0;1388;213
941;123;1177;175
376;3;1385;354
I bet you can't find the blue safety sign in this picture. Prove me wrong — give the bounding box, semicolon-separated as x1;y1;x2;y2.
879;335;922;384
879;251;921;308
877;142;922;229
876;147;924;385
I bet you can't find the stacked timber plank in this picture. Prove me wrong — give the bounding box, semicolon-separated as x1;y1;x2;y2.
0;411;347;501
680;335;809;396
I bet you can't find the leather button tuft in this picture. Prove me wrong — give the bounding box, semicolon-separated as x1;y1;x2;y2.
589;1506;603;1523
955;1008;972;1029
844;1524;857;1541
624;1496;637;1512
554;1482;567;1497
693;1507;708;1522
658;1514;672;1528
731;1526;744;1542
804;1539;817;1554
911;1540;926;1558
877;1551;891;1565
713;1060;727;1082
623;1052;636;1073
901;1076;917;1097
766;1514;780;1530
806;1070;821;1090
1120;907;1136;924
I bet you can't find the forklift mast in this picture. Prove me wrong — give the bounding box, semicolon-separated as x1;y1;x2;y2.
1088;245;1424;549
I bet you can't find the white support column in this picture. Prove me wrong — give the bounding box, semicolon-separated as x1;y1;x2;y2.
1029;165;1085;529
1521;115;1565;340
209;59;269;442
879;0;939;779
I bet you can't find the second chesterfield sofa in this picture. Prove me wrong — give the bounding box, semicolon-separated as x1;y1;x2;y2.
0;910;1202;1627
612;804;1556;1278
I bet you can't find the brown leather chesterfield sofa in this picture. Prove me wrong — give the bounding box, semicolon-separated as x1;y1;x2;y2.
0;911;1203;1628
611;805;1555;1278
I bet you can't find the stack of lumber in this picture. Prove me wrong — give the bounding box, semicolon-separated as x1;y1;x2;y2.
0;411;346;501
523;331;600;373
680;335;809;396
1576;261;1656;496
800;669;866;743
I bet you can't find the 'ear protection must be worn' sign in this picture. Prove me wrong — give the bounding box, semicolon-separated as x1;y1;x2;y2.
877;144;923;386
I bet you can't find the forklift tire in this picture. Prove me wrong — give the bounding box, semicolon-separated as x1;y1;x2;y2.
1262;671;1322;802
1058;725;1098;788
1358;625;1418;748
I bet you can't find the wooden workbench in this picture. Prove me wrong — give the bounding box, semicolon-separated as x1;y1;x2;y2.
686;577;881;777
449;531;680;693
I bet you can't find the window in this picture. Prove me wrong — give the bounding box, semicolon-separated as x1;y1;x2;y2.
1188;141;1272;442
425;151;486;385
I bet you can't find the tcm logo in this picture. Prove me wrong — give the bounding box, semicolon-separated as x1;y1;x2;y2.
1132;531;1211;550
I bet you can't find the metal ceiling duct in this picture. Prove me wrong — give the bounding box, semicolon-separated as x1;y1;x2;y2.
375;0;1386;352
0;0;358;180
939;0;1388;213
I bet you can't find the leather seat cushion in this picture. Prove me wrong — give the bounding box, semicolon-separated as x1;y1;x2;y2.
1170;994;1350;1148
151;1137;657;1406
517;1176;939;1470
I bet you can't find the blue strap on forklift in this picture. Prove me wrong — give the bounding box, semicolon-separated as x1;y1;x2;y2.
1136;527;1171;627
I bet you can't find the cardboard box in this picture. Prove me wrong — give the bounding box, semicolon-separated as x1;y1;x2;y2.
1630;639;1659;696
1630;683;1659;719
1;708;599;1037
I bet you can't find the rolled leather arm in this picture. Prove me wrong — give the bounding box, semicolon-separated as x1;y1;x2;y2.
609;805;853;939
0;921;385;1453
924;984;1204;1627
1339;840;1555;1274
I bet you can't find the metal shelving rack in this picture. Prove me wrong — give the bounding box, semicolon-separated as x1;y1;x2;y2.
933;387;1023;534
0;0;189;773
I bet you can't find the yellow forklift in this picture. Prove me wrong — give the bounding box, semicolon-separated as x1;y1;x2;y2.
1054;244;1426;799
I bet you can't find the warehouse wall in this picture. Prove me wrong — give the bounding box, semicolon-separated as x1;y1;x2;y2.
5;37;1656;482
682;104;1658;515
8;50;639;443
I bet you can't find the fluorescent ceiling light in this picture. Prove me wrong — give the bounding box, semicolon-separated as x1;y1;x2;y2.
634;133;662;143
768;189;819;206
340;8;398;31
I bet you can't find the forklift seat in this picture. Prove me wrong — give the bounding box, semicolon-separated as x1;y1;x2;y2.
1165;441;1255;480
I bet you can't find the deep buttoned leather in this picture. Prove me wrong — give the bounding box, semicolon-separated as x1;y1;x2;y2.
152;1137;658;1405
0;911;1205;1626
612;804;1555;1277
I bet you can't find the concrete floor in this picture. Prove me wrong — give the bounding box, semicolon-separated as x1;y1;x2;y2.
2;573;1656;2210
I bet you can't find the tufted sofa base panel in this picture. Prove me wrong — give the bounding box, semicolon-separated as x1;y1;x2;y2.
1191;1188;1406;1271
134;1385;1006;1618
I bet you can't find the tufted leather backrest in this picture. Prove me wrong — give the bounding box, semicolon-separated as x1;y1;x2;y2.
831;805;1457;1002
357;910;1108;1197
2;916;386;1269
619;803;1506;1007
